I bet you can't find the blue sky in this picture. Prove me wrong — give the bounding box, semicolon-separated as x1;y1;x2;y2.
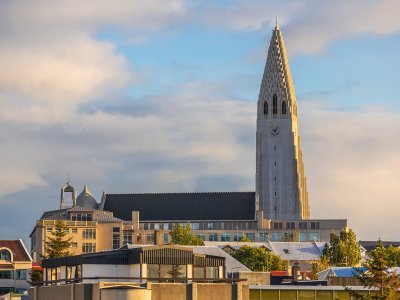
0;0;400;244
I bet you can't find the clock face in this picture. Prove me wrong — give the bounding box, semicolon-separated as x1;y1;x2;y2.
270;126;280;136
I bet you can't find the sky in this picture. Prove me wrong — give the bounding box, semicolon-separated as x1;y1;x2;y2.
0;0;400;244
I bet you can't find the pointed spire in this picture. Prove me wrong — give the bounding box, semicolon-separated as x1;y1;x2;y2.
83;185;92;196
275;16;279;30
67;172;70;184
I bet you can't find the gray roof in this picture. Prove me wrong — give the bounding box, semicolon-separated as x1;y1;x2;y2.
40;207;123;223
76;185;98;209
268;242;326;261
203;241;271;251
102;192;256;221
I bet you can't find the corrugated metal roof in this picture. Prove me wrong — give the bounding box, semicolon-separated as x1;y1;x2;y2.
102;192;256;221
318;267;367;280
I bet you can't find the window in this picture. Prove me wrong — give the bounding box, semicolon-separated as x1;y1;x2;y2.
146;234;155;243
273;222;283;230
208;233;218;241
71;213;92;221
82;243;96;253
259;232;268;242
233;233;243;242
82;229;96;239
273;94;278;114
286;222;295;230
0;270;13;279
221;233;230;242
113;229;121;249
299;222;308;230
163;233;169;243
282;101;286;114
193;267;204;279
147;264;159;279
205;267;219;279
197;234;206;241
71;228;78;234
264;101;268;115
311;222;320;230
191;223;199;230
15;269;27;280
299;232;307;242
207;223;213;230
271;232;281;241
123;231;132;244
71;242;78;248
144;223;149;230
163;223;169;230
246;232;256;242
46;227;52;233
154;223;160;230
0;249;11;261
309;232;320;241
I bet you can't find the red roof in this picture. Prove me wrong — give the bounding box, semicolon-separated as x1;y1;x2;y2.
271;271;288;276
32;262;43;271
0;240;31;262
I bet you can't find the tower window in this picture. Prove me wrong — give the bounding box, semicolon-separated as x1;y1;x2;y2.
282;101;286;114
273;94;277;114
263;101;268;115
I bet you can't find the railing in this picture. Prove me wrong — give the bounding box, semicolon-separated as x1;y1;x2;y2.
39;220;97;227
33;276;247;286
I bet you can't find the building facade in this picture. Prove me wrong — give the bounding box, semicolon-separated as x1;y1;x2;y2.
0;240;32;296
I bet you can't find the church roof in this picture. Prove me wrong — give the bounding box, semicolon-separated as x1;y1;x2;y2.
102;192;256;221
76;185;98;209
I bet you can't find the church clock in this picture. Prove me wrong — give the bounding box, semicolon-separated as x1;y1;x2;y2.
270;126;280;136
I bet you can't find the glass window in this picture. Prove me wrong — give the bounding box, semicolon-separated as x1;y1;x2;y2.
205;266;218;278
282;101;287;114
163;233;169;243
123;231;132;244
113;233;120;249
272;94;278;114
46;227;52;233
197;234;206;241
160;265;173;278
0;249;11;261
208;233;218;241
193;267;204;279
82;229;96;239
144;223;149;230
309;232;320;241
259;232;268;242
271;232;281;241
146;234;155;243
221;233;231;242
163;223;169;230
147;264;159;279
15;269;27;280
191;223;199;230
0;270;13;279
71;228;78;234
233;233;243;242
113;227;120;233
71;242;78;248
246;233;256;242
154;223;160;230
299;232;307;242
82;243;96;253
299;222;308;229
207;223;213;229
264;101;268;115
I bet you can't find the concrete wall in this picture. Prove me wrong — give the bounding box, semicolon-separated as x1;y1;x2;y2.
150;283;186;300
236;271;270;285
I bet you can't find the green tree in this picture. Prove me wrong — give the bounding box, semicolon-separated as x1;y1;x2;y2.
309;259;330;280
386;245;400;267
169;224;203;246
44;220;73;258
321;228;361;266
347;240;400;300
232;246;287;272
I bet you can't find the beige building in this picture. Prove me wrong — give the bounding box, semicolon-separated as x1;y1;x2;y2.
0;240;32;296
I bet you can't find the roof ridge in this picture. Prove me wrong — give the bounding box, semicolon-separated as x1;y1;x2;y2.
106;191;255;196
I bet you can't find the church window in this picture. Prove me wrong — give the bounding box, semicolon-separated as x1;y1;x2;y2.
282;101;286;114
263;101;268;115
0;249;11;262
273;94;278;114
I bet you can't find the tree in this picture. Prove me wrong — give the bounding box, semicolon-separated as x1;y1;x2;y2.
169;224;203;246
309;259;330;280
44;220;73;258
321;228;361;267
347;240;400;300
232;246;287;272
386;245;400;267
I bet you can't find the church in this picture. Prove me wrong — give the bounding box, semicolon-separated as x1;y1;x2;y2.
30;24;346;259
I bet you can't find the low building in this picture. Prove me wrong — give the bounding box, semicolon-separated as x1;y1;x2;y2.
0;240;32;296
317;267;366;286
40;245;248;285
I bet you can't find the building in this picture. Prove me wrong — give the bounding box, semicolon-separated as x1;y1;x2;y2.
30;24;347;259
0;240;32;296
256;21;309;221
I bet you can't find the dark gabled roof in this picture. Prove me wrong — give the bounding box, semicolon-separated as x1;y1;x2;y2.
0;240;32;262
102;192;256;221
359;241;400;252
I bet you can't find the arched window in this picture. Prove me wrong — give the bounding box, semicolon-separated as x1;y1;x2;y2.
263;101;268;115
272;94;277;114
0;249;11;262
282;101;286;114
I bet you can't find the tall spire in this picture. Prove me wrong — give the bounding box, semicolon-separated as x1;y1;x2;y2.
275;17;279;30
256;25;310;220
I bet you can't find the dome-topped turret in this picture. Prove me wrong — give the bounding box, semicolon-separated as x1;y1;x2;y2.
76;185;98;209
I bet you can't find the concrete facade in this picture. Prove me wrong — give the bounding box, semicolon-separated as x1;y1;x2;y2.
256;24;310;220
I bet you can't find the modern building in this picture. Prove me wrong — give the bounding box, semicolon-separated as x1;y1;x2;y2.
0;240;32;296
30;24;347;259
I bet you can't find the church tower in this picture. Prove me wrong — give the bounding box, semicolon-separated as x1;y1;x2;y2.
256;22;310;220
